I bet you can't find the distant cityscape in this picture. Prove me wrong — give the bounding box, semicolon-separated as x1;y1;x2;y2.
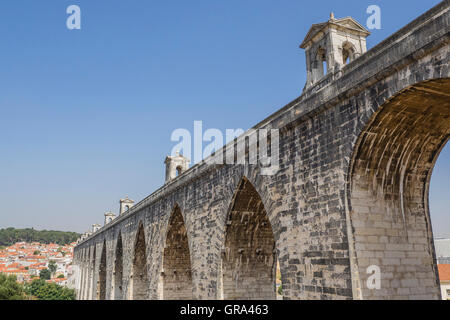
0;241;75;286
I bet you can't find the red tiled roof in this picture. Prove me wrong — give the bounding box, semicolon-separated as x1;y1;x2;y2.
4;269;24;274
438;264;450;281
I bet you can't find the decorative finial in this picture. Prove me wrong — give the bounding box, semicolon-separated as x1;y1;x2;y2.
330;12;335;21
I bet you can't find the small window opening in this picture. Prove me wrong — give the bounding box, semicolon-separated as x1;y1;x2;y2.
342;42;356;65
316;47;327;76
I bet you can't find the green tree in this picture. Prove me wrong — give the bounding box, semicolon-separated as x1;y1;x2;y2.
25;279;75;300
39;269;51;280
0;274;26;300
0;228;80;246
48;261;57;275
33;250;40;255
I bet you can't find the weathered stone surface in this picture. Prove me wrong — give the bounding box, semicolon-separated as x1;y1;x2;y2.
73;1;450;300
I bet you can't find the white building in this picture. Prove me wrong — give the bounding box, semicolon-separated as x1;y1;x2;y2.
435;238;450;264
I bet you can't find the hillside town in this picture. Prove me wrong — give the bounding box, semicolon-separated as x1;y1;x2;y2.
0;242;75;286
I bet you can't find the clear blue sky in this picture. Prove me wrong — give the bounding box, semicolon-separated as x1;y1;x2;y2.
0;0;447;235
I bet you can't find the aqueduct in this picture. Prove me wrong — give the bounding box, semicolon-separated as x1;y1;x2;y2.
74;1;450;300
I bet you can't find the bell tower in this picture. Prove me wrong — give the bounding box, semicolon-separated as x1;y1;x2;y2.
164;151;190;183
300;13;370;88
119;196;134;215
92;224;101;233
104;211;116;225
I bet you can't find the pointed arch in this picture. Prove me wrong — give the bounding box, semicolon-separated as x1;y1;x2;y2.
114;232;124;300
89;245;96;300
79;249;86;300
85;246;92;300
347;78;450;299
162;204;193;300
83;248;89;299
98;241;107;300
132;221;149;300
221;177;277;300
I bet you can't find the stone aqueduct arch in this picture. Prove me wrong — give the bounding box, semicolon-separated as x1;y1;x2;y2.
347;78;450;299
160;205;193;299
98;241;107;300
131;222;149;300
221;177;277;300
113;232;124;300
74;2;450;300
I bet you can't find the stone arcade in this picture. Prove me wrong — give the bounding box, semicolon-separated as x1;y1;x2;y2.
73;2;450;300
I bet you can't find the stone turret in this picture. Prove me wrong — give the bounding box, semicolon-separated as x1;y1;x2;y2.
119;196;134;215
92;224;101;233
104;211;116;225
300;13;370;88
164;151;190;183
82;231;91;240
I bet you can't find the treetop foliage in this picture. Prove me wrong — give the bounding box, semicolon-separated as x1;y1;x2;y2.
25;279;75;300
0;274;27;300
0;275;76;300
39;268;51;280
0;227;80;246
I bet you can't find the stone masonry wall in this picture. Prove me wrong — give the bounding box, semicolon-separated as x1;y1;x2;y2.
73;1;450;300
